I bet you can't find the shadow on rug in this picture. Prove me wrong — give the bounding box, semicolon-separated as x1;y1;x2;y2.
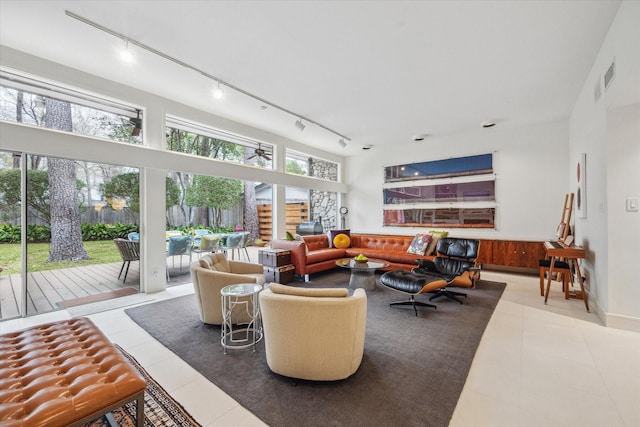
85;344;201;427
125;270;505;427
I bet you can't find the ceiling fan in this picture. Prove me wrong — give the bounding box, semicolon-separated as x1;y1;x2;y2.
247;143;272;161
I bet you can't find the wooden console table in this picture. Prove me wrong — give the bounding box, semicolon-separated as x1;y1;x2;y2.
542;241;589;312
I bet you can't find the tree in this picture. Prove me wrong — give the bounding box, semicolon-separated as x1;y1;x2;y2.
44;98;89;262
243;147;259;241
185;176;242;229
286;159;308;175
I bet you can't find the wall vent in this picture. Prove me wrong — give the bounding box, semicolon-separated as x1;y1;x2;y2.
604;59;616;90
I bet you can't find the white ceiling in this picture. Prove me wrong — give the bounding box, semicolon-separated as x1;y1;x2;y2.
0;0;622;156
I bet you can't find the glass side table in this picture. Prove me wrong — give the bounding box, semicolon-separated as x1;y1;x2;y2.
220;283;263;354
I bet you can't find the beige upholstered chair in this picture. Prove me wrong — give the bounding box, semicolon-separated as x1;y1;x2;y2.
259;283;367;381
190;253;265;325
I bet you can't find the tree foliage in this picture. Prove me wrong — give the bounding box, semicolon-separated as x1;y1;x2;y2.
286;159;308;175
185;175;242;228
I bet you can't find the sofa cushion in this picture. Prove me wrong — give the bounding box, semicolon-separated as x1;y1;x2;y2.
269;282;348;297
307;248;347;264
333;233;351;249
425;232;447;255
407;233;432;255
328;229;350;248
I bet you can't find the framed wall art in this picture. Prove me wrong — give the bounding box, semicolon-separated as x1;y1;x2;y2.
383;153;496;228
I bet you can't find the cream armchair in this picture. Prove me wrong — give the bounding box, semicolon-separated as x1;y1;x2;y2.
259;283;367;381
190;253;265;325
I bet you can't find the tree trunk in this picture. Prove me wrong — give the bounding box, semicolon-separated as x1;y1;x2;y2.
243;148;259;241
44;98;89;262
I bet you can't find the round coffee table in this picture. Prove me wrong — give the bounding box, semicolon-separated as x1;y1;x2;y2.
220;283;263;354
336;258;390;291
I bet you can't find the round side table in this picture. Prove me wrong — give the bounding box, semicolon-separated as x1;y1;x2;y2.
220;283;263;354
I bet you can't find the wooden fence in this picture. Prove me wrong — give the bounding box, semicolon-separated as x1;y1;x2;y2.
257;202;308;241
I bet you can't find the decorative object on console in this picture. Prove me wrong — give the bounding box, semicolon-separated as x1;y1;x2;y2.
407;233;432;255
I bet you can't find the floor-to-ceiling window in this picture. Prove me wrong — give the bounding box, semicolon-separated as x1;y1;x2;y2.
0;70;143;318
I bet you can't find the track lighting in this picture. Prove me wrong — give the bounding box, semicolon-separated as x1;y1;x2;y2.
294;119;306;131
120;39;133;63
130;109;142;136
338;138;347;148
213;82;224;100
66;10;353;146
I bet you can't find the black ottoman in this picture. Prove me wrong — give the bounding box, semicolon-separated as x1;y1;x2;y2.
380;270;447;316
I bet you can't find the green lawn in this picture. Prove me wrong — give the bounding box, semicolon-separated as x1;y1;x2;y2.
0;241;122;275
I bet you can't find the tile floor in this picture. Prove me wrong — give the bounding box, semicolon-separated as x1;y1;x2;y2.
1;269;638;427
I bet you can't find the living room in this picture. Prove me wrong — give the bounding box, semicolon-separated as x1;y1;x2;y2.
0;1;639;426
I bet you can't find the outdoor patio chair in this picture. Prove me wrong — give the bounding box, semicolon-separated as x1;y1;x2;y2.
166;235;192;280
192;234;220;258
113;238;140;283
221;232;249;261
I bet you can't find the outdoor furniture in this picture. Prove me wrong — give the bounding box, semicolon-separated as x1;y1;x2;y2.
221;232;247;261
192;234;220;258
0;317;147;427
114;238;140;283
127;232;140;241
166;235;192;280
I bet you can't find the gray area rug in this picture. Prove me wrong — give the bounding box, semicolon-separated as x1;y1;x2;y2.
125;270;505;427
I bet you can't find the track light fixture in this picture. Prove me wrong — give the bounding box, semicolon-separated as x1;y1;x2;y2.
65;10;351;146
213;81;224;100
338;138;347;148
130;109;142;136
120;39;133;63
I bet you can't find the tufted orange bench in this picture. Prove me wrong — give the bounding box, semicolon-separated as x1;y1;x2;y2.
0;317;147;427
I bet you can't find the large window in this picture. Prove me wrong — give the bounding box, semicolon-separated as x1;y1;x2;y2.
166;116;273;169
286;149;338;182
0;69;143;144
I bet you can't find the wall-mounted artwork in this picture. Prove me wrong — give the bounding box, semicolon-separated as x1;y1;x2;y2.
384;153;493;183
576;153;587;218
383;153;496;228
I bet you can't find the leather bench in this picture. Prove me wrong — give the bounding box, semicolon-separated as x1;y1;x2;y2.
0;317;147;427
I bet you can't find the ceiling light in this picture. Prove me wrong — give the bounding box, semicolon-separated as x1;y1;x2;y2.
294;119;306;131
120;40;133;63
338;138;347;148
481;121;496;128
213;82;224;100
130;109;142;136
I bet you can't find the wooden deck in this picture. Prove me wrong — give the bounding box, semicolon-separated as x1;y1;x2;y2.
0;255;194;320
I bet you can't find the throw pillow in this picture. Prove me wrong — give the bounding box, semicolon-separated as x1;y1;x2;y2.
333;233;351;249
328;229;350;248
407;233;432;255
425;233;444;255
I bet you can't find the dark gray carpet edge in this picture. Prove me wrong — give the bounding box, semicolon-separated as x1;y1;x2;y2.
125;270;505;427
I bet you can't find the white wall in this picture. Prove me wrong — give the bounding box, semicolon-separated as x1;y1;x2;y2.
569;0;640;330
345;119;569;241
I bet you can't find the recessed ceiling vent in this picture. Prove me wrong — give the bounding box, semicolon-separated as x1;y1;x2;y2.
604;59;616;91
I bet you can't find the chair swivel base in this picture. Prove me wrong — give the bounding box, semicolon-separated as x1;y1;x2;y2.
390;295;437;316
429;289;467;304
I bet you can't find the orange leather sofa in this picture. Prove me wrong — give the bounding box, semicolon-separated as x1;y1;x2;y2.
271;233;434;280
